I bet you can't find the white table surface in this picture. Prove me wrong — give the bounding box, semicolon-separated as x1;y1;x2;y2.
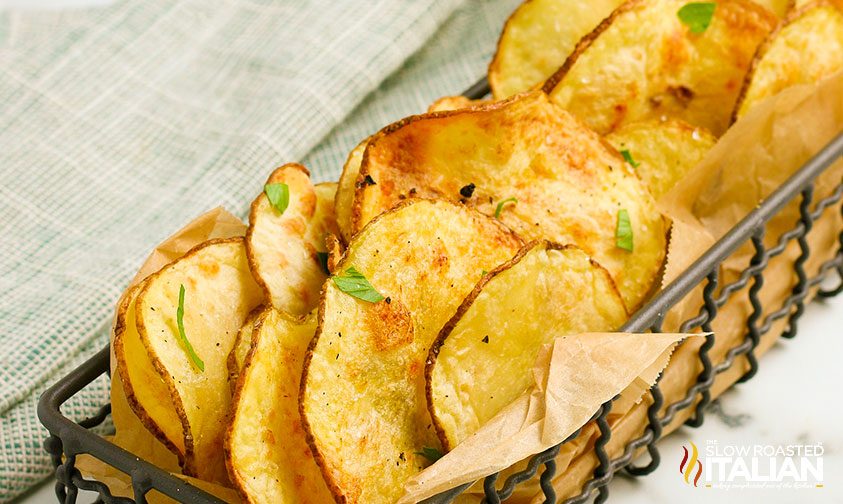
13;293;842;504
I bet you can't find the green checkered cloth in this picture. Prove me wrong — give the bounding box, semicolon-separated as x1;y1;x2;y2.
0;0;519;500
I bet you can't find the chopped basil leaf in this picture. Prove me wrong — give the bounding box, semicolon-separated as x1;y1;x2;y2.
332;266;384;303
678;2;716;34
415;446;444;462
316;251;330;275
176;284;205;372
620;149;640;168
264;183;290;215
616;209;634;252
494;197;517;219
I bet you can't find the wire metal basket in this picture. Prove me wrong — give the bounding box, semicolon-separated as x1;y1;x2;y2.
37;78;843;504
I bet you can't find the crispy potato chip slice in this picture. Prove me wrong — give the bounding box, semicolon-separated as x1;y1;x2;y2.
427;95;492;112
427;241;628;449
606;117;716;199
353;91;666;310
225;308;333;503
761;0;796;16
135;238;263;483
247;164;338;314
544;0;777;136
335;139;369;243
225;305;263;395
734;2;843;120
301;199;523;503
489;0;625;99
114;285;185;460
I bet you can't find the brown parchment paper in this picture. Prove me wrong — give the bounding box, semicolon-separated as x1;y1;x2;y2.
402;70;843;503
77;207;245;503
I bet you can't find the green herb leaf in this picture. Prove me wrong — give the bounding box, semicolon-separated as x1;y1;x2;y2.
264;182;290;215
678;2;716;34
176;284;205;372
316;251;330;275
332;266;384;303
494;197;518;219
620;149;640;168
615;209;634;252
415;446;444;462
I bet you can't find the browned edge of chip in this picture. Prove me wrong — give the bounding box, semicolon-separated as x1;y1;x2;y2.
225;304;265;397
541;0;644;94
423;240;626;451
541;0;778;96
223;306;272;504
349;92;547;238
325;232;343;274
113;283;187;467
222;306;315;503
298;199;524;503
134;236;246;479
244;162;314;306
487;0;539;99
730;0;835;124
335;138;371;245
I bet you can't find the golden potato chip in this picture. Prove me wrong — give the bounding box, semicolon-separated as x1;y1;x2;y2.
335;139;369;243
488;0;625;99
606;117;716;199
225;305;263;395
427;241;628;449
114;285;185;461
758;0;796;16
353;91;666;310
734;1;843;120
301;199;523;503
246;164;338;315
544;0;777;135
133;238;263;483
427;95;492;112
225;308;333;503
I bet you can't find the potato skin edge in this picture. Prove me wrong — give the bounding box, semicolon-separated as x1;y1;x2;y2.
423;240;627;451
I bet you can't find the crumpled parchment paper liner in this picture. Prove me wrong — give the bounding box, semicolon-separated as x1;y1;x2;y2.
398;332;698;503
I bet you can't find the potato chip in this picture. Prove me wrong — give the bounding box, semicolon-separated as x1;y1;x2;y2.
246;164;338;315
606;117;716;199
734;2;843;120
301;199;523;503
335;139;369;243
544;0;777;135
225;308;333;503
759;0;796;16
133;238;263;482
488;0;625;99
427;95;492;112
114;285;185;462
225;305;263;395
353;90;667;310
427;241;628;449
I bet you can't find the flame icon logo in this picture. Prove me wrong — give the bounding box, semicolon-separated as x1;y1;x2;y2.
679;441;703;487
